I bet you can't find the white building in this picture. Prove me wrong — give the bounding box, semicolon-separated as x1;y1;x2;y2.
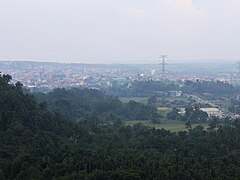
179;108;222;118
200;108;222;118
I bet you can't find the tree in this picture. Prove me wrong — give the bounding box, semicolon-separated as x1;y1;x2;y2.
148;95;157;104
208;116;220;130
167;108;179;120
184;106;208;123
185;120;192;131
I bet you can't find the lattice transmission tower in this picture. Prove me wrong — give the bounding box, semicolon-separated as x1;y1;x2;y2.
159;55;168;82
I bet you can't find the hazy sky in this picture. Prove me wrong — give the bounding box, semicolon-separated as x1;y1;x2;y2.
0;0;240;63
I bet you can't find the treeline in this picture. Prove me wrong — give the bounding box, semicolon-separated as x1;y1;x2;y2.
1;74;240;179
127;81;180;97
107;80;237;98
33;88;159;122
183;80;236;97
107;80;180;97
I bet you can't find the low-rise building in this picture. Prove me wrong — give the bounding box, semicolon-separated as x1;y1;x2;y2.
179;107;222;118
200;108;222;117
169;91;182;97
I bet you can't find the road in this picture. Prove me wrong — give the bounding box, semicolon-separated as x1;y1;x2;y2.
187;94;240;119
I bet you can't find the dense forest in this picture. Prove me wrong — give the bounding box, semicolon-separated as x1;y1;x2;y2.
1;74;240;179
33;88;159;122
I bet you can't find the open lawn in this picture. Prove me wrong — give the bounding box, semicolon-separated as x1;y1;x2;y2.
126;120;209;132
157;107;172;118
120;97;149;104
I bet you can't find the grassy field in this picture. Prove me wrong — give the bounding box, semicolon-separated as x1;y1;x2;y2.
120;97;149;104
126;120;209;132
157;107;172;117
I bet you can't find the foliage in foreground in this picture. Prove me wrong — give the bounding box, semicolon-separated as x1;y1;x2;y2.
1;74;240;179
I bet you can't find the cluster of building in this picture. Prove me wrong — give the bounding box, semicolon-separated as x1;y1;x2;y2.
1;61;136;92
0;61;237;93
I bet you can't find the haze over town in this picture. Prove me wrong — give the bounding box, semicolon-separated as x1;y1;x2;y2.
1;0;240;63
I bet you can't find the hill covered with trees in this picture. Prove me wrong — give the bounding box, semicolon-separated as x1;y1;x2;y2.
1;74;240;179
34;88;159;122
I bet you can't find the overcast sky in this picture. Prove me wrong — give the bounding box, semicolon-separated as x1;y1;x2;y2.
0;0;240;63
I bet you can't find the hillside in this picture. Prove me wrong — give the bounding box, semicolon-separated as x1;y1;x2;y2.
34;88;159;122
1;74;240;179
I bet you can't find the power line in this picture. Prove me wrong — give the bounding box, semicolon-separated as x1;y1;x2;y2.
159;55;168;82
